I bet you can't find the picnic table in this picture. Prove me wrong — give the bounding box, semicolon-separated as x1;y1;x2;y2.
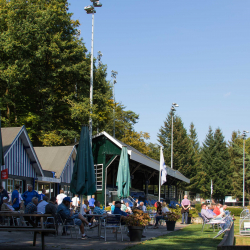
0;212;56;250
85;213;107;239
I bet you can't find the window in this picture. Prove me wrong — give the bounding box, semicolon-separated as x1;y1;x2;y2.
7;179;13;193
95;164;103;191
169;185;176;199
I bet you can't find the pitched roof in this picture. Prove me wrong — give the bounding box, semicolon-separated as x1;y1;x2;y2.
1;126;44;177
1;127;22;154
34;146;76;178
93;131;190;184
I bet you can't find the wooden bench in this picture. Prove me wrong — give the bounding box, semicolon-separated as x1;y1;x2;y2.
0;227;56;250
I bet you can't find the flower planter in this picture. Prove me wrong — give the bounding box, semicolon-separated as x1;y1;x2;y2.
128;226;144;241
166;221;176;231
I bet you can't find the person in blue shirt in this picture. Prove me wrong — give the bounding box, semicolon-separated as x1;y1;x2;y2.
113;201;128;217
111;201;115;214
57;197;90;239
40;189;46;200
12;184;20;211
88;195;95;209
22;185;40;206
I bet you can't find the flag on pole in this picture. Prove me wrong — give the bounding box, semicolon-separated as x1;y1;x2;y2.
160;147;167;185
211;179;213;195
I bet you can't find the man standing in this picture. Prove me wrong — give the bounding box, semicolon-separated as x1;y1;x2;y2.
181;195;190;224
88;195;95;209
57;197;90;239
12;184;20;211
37;196;49;214
72;194;80;210
56;189;66;205
40;189;46;200
22;185;40;206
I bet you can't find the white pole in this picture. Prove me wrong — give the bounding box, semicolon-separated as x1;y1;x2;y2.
171;115;173;169
243;138;245;208
89;12;95;145
159;146;162;202
113;79;115;138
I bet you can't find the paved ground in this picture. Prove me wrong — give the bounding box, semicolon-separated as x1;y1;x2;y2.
1;222;189;250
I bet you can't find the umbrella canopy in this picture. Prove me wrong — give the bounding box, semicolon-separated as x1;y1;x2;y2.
116;146;131;199
70;126;96;195
0;110;4;166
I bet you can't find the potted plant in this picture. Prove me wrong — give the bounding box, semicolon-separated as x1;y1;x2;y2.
165;212;181;231
126;209;150;241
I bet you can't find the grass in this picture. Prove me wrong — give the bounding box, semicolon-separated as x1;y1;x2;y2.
234;216;250;246
127;224;223;250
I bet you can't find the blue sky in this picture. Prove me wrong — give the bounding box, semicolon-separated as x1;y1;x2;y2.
68;0;250;145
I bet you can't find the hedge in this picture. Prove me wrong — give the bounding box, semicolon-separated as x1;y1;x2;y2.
226;207;243;216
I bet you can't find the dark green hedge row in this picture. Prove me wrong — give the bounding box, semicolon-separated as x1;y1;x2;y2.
226;207;243;216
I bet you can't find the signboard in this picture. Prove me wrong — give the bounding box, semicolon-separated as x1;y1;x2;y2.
225;196;236;203
1;169;8;179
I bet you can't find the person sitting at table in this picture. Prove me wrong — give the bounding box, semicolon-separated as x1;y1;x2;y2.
82;200;94;224
138;202;147;212
132;202;139;211
93;201;107;216
153;201;162;228
45;197;57;230
37;196;49;214
125;202;132;214
1;197;14;211
22;185;40;207
200;204;217;222
45;197;57;218
25;197;38;214
153;202;169;229
57;197;90;239
111;201;115;214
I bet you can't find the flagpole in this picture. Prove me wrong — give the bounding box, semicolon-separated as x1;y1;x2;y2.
210;179;212;203
159;146;162;202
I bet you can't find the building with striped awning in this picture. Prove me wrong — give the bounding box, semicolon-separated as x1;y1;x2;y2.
34;146;76;198
1;126;44;196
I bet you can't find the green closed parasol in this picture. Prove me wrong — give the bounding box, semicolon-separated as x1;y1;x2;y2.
116;146;131;199
70;126;96;195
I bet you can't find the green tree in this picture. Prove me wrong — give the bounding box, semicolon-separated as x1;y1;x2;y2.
186;122;202;193
157;112;193;179
146;143;160;161
229;131;250;199
201;127;231;200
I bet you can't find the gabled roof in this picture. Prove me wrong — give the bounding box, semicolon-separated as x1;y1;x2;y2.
1;127;22;154
1;126;44;177
93;131;190;184
34;146;76;179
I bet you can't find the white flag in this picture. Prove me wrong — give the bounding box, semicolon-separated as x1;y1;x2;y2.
160;147;167;185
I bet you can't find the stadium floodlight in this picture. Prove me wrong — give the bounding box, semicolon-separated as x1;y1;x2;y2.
85;0;103;144
170;103;179;169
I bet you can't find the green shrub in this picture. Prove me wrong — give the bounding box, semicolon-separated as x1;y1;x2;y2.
195;203;201;212
227;207;243;216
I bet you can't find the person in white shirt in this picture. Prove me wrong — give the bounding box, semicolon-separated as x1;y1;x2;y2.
56;189;66;205
72;194;80;210
37;196;48;214
125;202;132;214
